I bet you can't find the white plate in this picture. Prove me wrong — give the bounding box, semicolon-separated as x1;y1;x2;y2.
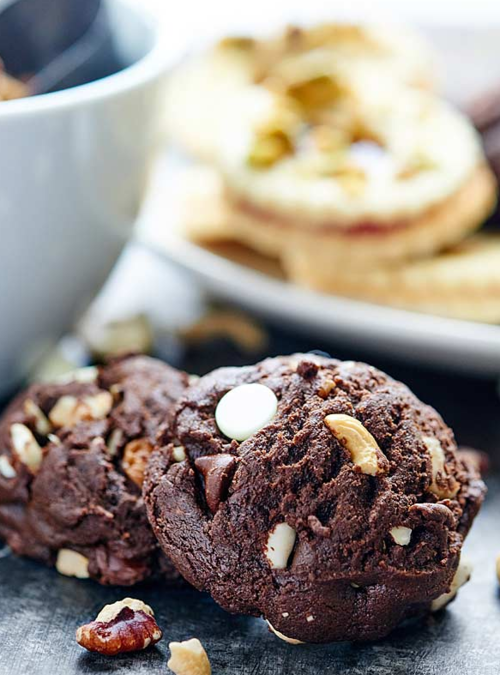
138;22;500;377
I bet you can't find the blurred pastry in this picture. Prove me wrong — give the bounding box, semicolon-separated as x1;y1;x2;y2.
166;23;434;160
0;355;189;585
286;235;500;322
177;167;500;321
216;87;496;269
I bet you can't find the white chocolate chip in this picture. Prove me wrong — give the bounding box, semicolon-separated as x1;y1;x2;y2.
167;638;211;675
423;436;459;499
390;526;412;546
23;400;51;436
56;549;90;579
265;522;296;569
267;621;304;645
306;615;314;623
0;456;16;479
282;612;289;618
49;392;113;428
215;383;278;441
172;446;187;462
10;423;43;473
431;559;473;611
324;414;385;476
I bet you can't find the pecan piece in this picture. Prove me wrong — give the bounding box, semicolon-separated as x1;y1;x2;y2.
122;438;154;487
76;598;162;655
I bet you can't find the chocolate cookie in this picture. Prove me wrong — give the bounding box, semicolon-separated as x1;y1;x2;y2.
0;355;189;585
144;354;485;643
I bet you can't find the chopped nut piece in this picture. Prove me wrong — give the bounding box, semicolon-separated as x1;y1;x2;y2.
390;526;412;546
431;559;473;611
56;549;90;579
267;621;304;645
0;455;16;479
286;74;343;110
247;129;293;168
168;638;211;675
106;428;124;457
265;522;296;569
23;400;51;436
76;598;162;655
317;379;336;398
172;445;187;462
423;436;460;499
122;438;154;487
324;414;387;476
10;423;43;473
49;392;113;428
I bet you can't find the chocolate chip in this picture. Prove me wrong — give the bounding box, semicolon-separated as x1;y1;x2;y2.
296;360;319;379
195;454;237;514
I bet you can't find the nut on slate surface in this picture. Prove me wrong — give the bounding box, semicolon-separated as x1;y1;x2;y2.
324;413;387;476
56;550;90;579
76;598;162;655
168;638;211;675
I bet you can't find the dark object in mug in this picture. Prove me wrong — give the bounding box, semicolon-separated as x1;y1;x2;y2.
0;0;123;95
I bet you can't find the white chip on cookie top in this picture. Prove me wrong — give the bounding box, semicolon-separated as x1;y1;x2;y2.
215;383;278;441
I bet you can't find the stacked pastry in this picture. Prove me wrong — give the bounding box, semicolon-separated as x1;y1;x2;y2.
166;23;499;322
0;352;487;643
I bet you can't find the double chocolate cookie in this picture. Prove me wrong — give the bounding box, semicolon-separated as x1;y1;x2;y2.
144;354;485;643
0;355;189;585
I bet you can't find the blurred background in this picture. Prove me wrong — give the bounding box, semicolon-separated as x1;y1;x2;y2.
1;0;500;465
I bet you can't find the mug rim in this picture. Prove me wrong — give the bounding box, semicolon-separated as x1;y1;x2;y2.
0;0;170;118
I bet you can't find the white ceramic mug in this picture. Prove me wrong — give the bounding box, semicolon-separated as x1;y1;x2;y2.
0;0;170;398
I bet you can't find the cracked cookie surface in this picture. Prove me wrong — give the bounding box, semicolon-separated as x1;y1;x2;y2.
144;354;485;642
0;355;189;585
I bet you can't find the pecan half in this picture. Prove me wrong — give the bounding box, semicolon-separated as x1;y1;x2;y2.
76;598;162;655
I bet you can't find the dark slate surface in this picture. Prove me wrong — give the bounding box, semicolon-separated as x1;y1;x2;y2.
1;329;500;674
